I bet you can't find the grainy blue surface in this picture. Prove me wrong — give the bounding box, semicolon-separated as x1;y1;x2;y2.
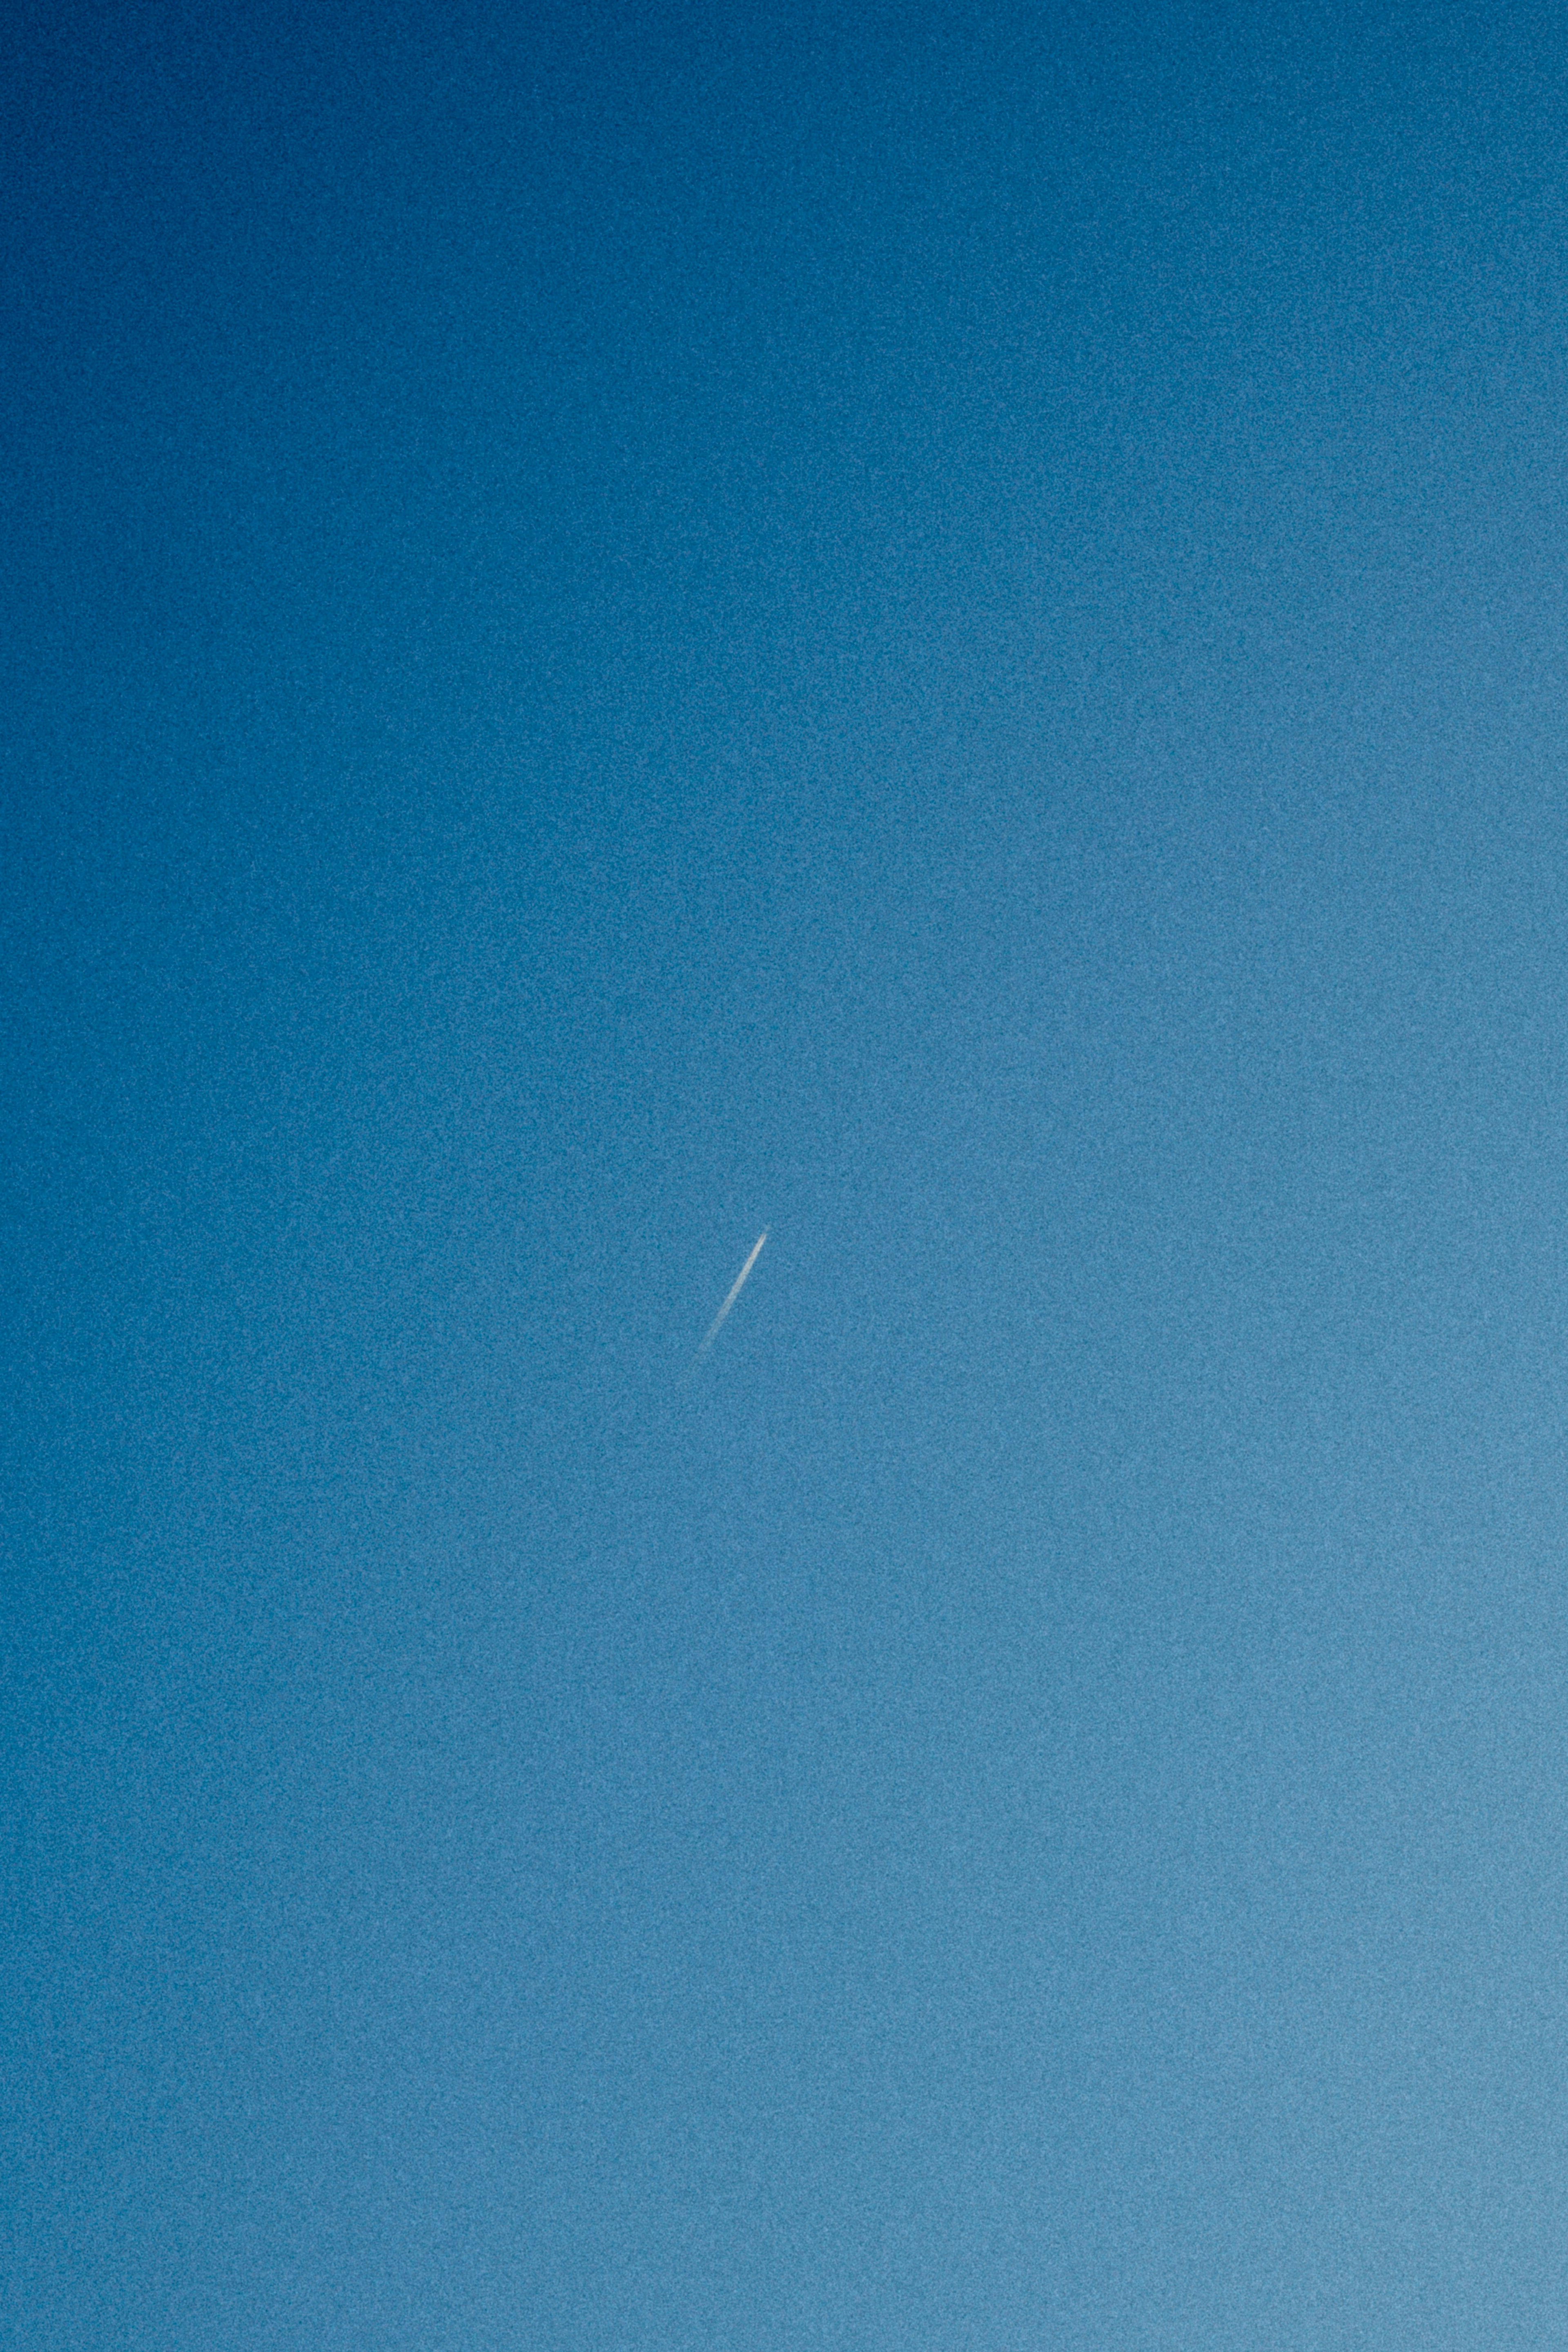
5;4;1567;2343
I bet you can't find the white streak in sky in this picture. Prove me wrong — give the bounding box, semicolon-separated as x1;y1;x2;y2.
694;1231;768;1363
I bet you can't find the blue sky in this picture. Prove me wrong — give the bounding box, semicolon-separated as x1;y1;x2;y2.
5;3;1568;2343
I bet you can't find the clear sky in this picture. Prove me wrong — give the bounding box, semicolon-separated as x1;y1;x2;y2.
5;3;1567;2344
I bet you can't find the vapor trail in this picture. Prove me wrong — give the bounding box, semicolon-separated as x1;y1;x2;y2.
694;1231;768;1364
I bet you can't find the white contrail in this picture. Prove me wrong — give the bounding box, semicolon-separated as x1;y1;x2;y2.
694;1230;768;1364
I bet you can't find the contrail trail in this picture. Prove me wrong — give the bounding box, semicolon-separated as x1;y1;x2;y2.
694;1230;768;1365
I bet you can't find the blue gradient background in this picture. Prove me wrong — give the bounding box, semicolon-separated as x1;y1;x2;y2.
5;4;1568;2343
